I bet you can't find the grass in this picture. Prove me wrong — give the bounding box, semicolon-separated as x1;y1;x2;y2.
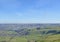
0;27;60;42
0;34;60;42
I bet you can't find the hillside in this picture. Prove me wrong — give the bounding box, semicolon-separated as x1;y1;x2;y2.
0;24;60;42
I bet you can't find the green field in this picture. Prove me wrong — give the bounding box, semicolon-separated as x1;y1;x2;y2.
0;26;60;42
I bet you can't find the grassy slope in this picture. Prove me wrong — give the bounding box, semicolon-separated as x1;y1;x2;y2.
0;34;60;42
0;27;60;42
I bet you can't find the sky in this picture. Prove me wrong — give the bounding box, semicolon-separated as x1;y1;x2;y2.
0;0;60;23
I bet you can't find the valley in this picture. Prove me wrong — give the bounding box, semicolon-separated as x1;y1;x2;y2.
0;24;60;42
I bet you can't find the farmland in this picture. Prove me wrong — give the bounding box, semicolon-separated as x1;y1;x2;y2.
0;24;60;42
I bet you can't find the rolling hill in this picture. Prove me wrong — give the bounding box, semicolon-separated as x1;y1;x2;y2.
0;23;60;42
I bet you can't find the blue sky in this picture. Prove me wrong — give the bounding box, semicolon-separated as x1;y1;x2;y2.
0;0;60;23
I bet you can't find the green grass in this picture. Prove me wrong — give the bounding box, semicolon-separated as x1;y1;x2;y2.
0;27;60;42
0;34;60;42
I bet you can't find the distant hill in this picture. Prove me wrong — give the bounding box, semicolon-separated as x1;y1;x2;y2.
0;23;60;30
